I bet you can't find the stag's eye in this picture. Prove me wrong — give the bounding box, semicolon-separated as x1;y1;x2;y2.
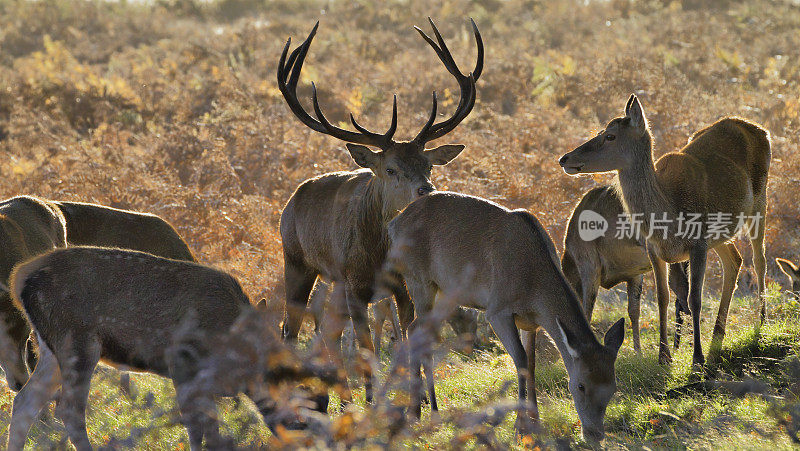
578;383;586;392
386;168;396;176
605;134;616;141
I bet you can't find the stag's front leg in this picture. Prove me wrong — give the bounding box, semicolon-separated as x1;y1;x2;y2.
345;284;375;404
648;248;672;365
688;243;708;369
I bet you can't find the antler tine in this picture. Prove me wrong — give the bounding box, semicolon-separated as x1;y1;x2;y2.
413;18;483;144
413;92;438;143
276;21;397;149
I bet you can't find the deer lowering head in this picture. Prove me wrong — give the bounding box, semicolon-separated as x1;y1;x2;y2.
277;18;483;214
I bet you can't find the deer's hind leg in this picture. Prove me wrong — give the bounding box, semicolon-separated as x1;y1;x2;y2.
55;335;101;451
710;243;742;355
7;336;61;451
626;276;643;355
403;279;438;419
282;253;318;341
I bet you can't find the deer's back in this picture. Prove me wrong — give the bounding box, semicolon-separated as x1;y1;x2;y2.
11;247;248;375
281;170;386;280
55;201;195;262
389;192;570;313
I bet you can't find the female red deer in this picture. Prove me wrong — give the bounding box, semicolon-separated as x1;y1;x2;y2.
559;95;770;367
278;18;483;401
7;247;329;451
387;191;624;442
561;185;690;352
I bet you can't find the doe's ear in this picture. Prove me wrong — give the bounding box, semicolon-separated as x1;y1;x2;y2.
626;95;648;132
604;317;625;354
776;258;800;279
424;144;465;166
346;143;381;170
556;318;579;359
256;298;267;311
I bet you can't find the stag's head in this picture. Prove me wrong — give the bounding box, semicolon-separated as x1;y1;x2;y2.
278;19;483;212
559;94;651;175
557;317;624;443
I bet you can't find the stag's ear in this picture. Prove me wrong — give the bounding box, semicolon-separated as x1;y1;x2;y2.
346;144;381;170
627;95;648;132
556;318;579;359
604;317;625;354
777;258;800;279
424;144;465;166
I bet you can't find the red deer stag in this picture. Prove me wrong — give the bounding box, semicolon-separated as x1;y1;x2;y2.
559;95;770;367
278;19;482;401
7;247;329;451
387;192;624;442
562;185;690;352
0;196;66;391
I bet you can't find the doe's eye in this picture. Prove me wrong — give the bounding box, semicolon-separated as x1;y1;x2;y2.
605;134;616;141
578;383;585;392
386;168;396;176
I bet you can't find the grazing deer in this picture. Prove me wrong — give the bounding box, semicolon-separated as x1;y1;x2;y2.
278;19;482;401
562;185;690;352
55;201;196;261
776;258;800;294
559;95;770;367
7;247;329;451
387;192;624;441
0;196;66;391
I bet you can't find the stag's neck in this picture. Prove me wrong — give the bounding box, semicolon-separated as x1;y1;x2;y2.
360;177;397;237
615;136;676;237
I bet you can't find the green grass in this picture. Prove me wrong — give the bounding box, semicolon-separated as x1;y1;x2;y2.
2;287;800;449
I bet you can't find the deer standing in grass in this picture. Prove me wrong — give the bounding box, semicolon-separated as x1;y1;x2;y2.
562;185;691;352
7;247;329;451
387;191;625;442
278;19;482;401
776;258;800;295
559;95;770;367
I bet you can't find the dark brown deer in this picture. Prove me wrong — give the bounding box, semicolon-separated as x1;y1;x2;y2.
0;196;66;391
7;247;329;451
559;95;770;367
776;258;800;294
278;19;482;401
387;191;624;442
561;185;690;352
54;200;196;261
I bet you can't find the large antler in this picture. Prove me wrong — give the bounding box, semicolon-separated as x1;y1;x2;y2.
413;18;483;145
277;22;398;149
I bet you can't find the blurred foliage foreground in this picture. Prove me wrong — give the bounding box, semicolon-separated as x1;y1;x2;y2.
1;0;800;448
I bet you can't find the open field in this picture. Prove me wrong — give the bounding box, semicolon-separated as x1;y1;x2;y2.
1;0;800;448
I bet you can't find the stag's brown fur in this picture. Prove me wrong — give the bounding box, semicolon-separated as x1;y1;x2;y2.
0;196;66;391
387;192;624;442
560;95;770;367
7;247;325;450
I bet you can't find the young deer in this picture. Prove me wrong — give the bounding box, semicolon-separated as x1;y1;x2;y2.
7;247;329;451
278;19;482;401
776;258;800;295
0;196;66;391
387;192;624;442
559;95;770;367
562;185;690;352
54;201;196;261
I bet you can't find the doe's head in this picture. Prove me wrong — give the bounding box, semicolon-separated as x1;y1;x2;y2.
559;94;651;175
557;317;625;443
